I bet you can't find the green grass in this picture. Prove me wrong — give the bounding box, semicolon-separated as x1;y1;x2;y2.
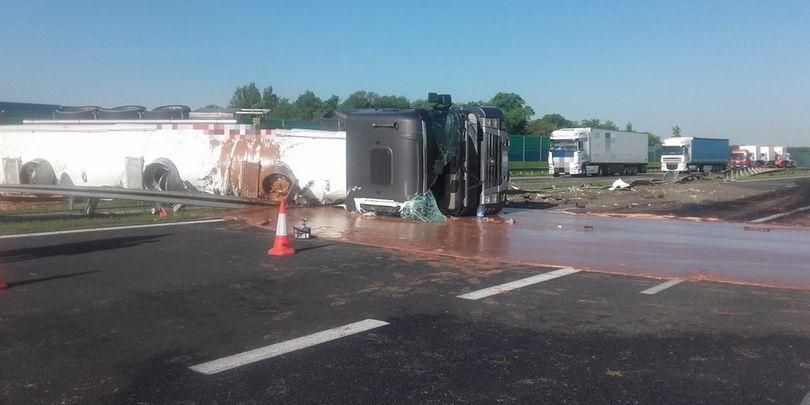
0;209;221;235
509;161;548;170
509;161;549;177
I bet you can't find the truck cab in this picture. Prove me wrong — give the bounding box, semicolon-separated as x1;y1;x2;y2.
660;137;692;172
548;128;587;175
343;94;509;217
660;136;729;172
729;149;752;169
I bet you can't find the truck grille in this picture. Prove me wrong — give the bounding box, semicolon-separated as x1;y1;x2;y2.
485;132;502;188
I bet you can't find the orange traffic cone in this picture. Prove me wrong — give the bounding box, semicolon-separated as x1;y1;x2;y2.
268;200;296;256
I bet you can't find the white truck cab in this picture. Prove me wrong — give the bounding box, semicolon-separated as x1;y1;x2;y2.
660;137;692;172
548;128;587;175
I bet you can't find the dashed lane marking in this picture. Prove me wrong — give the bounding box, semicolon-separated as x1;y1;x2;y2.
457;267;581;300
189;319;389;375
0;219;227;239
640;279;685;295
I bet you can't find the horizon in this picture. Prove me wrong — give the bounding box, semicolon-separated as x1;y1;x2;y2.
1;0;808;145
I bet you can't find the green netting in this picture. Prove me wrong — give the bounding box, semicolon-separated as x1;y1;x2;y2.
508;134;549;162
790;149;810;167
400;192;446;223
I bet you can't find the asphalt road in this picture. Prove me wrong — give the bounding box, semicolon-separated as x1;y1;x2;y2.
1;221;809;404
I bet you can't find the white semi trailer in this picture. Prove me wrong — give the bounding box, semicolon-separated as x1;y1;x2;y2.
548;128;648;176
0;120;346;204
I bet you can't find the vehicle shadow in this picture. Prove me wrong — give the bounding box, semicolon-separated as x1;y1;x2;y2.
4;270;100;289
504;201;557;210
0;234;170;263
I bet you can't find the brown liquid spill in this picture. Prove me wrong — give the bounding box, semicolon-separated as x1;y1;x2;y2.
231;206;810;290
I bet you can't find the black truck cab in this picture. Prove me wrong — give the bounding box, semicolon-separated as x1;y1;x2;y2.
344;95;509;217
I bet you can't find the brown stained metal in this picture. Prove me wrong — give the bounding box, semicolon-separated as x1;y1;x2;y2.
210;135;282;200
233;206;810;290
262;174;292;203
239;162;261;199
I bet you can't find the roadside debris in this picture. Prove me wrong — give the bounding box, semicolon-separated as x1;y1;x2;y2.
609;179;631;191
293;218;312;239
743;226;771;232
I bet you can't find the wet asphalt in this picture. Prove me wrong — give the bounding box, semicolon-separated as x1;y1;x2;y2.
0;221;808;404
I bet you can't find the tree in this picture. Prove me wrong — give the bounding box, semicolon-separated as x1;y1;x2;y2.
375;95;410;109
410;99;434;109
625;122;634;132
526;113;574;136
319;95;340;117
647;132;661;146
272;98;294;119
261;86;280;110
291;90;323;120
672;125;681;137
488;92;535;134
580;118;601;128
602;120;619;130
339;91;379;109
229;82;262;108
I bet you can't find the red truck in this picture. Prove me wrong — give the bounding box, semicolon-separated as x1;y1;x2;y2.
729;149;752;169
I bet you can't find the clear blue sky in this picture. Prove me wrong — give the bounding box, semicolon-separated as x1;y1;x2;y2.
2;0;809;145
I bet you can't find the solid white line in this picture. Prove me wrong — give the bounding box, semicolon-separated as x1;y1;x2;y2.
189;319;389;375
640;279;685;295
457;267;581;300
0;219;227;239
751;205;810;224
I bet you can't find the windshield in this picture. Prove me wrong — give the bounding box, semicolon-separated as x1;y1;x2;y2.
661;145;684;155
550;139;579;151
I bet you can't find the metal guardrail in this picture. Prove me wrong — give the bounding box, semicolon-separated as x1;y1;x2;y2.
0;184;275;209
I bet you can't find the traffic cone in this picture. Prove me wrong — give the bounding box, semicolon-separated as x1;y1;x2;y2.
268;200;296;256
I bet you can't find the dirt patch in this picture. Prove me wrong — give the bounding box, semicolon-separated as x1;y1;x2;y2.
509;177;810;226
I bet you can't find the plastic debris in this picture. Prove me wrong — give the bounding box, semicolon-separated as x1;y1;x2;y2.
609;179;632;191
400;192;447;223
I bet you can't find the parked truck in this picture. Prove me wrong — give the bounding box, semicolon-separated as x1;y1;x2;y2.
729;148;753;169
344;93;509;216
738;145;789;167
660;137;729;172
548;128;648;176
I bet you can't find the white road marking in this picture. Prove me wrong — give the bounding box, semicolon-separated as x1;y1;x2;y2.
457;267;581;300
640;279;684;295
751;205;810;224
0;219;227;239
800;391;810;405
189;319;389;375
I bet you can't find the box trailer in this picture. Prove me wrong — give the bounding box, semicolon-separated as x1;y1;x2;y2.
660;137;729;172
548;128;648;176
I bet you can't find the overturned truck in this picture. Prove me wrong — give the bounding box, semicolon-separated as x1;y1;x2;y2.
0;95;508;218
344;93;509;217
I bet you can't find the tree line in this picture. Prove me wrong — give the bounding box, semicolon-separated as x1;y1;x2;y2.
226;82;670;146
